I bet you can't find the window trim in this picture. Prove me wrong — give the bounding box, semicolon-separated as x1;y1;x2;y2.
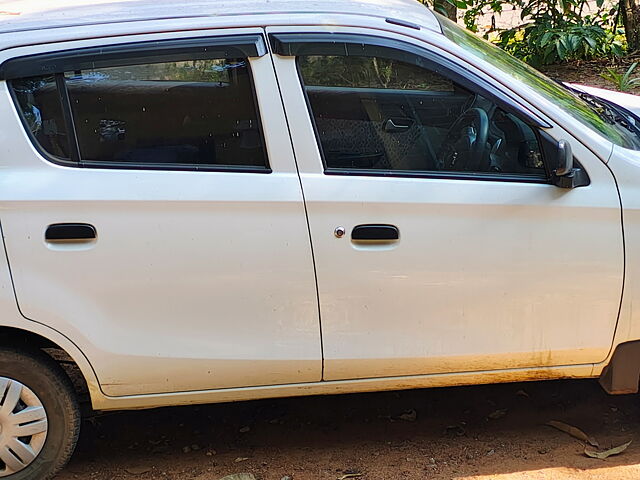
54;73;81;163
77;160;271;174
0;34;267;80
324;168;550;184
6;34;272;173
275;32;558;183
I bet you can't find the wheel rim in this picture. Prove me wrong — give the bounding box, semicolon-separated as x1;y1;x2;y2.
0;377;48;477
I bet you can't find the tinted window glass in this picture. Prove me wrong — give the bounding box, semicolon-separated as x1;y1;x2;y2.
12;75;70;159
300;55;454;91
437;14;640;151
65;58;267;168
299;55;545;177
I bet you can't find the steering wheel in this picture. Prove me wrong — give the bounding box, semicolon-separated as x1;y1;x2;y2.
437;107;490;172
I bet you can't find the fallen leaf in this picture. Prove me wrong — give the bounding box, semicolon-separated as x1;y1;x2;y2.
584;441;632;459
338;474;363;480
234;457;249;463
218;474;257;480
546;420;599;448
444;424;466;436
488;409;508;420
125;466;151;475
398;409;417;422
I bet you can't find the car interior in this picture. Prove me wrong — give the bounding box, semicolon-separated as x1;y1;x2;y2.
13;55;545;177
301;55;546;177
12;59;267;168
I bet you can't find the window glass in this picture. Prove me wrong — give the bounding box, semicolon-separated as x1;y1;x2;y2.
12;75;70;159
299;55;546;177
300;55;454;91
65;58;267;168
437;14;640;151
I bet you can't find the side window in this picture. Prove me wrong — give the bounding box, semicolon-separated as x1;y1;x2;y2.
66;59;266;167
9;46;268;170
13;76;70;159
298;55;545;178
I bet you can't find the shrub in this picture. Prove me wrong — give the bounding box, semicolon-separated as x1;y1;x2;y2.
424;0;625;65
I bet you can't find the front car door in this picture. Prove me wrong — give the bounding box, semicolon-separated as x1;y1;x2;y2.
0;29;321;396
269;27;624;381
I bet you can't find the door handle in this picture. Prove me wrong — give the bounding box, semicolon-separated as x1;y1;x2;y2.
383;118;412;133
351;224;399;241
45;223;96;242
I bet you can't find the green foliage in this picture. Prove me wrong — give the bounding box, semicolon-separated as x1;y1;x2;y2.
429;0;461;17
496;1;623;65
155;59;233;83
601;62;640;90
422;0;625;65
497;20;624;66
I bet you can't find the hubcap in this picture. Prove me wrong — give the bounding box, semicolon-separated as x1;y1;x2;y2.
0;378;48;477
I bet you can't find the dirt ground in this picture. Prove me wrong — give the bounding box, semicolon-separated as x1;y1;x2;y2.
540;55;640;94
57;379;640;480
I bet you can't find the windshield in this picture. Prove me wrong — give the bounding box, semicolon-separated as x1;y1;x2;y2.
436;14;640;150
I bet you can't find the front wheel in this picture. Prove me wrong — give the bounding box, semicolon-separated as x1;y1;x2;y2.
0;348;80;480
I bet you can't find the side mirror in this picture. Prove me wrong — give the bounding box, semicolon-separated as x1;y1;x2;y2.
547;138;590;189
555;140;573;176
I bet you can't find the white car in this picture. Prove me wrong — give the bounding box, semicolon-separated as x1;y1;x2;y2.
1;0;640;478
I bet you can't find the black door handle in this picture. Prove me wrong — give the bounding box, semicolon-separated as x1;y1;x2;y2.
351;224;399;241
45;223;96;242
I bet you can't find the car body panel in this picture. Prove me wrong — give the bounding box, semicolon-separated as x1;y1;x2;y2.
607;146;640;349
570;84;640;117
0;220;102;400
0;29;322;397
90;362;595;411
0;0;441;37
268;26;623;380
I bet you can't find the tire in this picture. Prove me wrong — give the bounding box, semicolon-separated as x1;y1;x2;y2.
0;348;80;480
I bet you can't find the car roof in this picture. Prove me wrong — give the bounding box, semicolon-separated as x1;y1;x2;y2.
0;0;441;37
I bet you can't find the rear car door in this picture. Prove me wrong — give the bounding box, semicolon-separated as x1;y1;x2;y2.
0;30;321;396
270;29;624;381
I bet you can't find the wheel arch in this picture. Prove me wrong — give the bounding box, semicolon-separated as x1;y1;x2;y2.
0;323;101;408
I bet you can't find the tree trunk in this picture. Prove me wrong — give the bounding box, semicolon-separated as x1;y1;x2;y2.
620;0;640;53
433;0;458;21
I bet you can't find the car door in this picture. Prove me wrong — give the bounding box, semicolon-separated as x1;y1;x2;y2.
0;30;321;396
269;29;624;381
